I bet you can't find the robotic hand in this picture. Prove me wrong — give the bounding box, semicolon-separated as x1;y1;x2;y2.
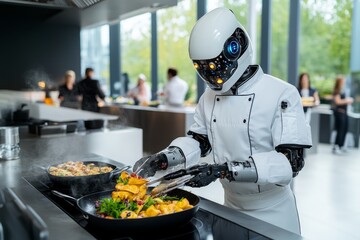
133;154;167;178
133;146;186;178
185;163;232;188
161;160;258;188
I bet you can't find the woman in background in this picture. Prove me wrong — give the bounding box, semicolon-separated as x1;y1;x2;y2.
58;70;80;109
332;75;353;154
297;72;320;123
127;73;151;105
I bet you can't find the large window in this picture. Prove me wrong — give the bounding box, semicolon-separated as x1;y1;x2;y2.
207;0;248;25
121;13;151;93
299;0;352;99
80;0;353;103
157;0;197;102
80;25;110;95
271;0;290;81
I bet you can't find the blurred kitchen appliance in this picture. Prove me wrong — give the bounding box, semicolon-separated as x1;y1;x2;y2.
28;121;77;136
13;104;30;123
84;119;104;130
0;127;20;160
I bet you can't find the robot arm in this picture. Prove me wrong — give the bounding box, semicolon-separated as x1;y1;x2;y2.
185;160;258;187
183;144;307;188
275;144;306;177
187;131;212;157
133;136;202;178
246;88;311;185
132;146;185;178
227;143;308;183
133;92;209;177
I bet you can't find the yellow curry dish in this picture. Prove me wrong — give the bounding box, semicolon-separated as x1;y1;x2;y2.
49;161;113;177
95;171;193;219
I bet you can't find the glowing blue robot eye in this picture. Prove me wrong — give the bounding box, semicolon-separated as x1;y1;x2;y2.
224;37;241;60
227;40;240;55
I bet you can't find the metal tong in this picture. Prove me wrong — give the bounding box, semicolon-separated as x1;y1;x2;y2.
147;163;209;196
149;175;194;197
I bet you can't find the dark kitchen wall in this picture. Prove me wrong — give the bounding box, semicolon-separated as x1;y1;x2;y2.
0;4;81;90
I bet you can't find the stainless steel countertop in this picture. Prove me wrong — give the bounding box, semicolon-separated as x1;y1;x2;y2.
0;129;303;240
1;140;100;239
0;127;144;239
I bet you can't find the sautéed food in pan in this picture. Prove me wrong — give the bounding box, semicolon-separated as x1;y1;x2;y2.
49;161;113;177
95;171;193;219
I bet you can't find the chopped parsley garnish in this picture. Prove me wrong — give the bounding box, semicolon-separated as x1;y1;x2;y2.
142;197;155;211
97;198;138;218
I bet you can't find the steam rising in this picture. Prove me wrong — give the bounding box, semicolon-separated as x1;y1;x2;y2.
24;68;53;90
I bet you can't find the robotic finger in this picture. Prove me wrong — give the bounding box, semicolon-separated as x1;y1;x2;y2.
149;163;229;190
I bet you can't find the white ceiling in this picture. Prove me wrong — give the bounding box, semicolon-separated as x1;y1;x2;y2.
0;0;178;27
79;0;178;27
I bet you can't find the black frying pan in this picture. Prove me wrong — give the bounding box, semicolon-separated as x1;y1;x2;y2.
44;161;131;187
52;188;200;231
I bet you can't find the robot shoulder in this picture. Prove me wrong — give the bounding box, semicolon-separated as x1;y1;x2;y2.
261;75;300;101
262;74;294;90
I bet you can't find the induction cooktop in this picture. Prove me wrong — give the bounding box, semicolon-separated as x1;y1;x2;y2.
23;159;271;240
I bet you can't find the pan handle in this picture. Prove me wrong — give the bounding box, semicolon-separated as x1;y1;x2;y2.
51;190;77;202
51;191;90;220
109;165;131;180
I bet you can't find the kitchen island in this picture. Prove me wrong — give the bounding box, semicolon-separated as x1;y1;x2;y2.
100;104;196;154
0;128;303;240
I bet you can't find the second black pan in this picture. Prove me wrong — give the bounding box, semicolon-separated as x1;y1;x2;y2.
44;161;131;188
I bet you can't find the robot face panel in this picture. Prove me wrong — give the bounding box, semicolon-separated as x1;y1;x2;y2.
192;28;248;91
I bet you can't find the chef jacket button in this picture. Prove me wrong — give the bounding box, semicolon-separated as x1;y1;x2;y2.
248;97;252;101
213;119;216;122
243;119;246;123
217;98;220;101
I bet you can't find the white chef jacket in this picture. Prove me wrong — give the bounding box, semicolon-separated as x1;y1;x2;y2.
164;76;189;106
169;66;312;234
128;83;151;103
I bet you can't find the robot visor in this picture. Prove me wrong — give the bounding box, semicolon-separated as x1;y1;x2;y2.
192;28;248;91
193;57;238;91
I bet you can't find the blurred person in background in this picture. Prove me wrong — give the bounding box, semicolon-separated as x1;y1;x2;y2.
162;68;188;107
127;73;151;105
332;75;353;154
297;72;320;123
77;67;105;112
58;70;80;109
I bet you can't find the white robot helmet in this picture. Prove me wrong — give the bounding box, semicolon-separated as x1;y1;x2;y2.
189;7;253;93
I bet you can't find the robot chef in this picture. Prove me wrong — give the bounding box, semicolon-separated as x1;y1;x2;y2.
134;7;312;234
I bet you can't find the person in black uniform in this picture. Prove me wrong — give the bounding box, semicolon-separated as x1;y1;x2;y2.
332;75;353;154
77;68;105;112
58;70;80;109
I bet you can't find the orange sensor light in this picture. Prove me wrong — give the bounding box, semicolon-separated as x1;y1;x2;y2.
216;78;223;84
209;62;216;70
194;63;199;69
